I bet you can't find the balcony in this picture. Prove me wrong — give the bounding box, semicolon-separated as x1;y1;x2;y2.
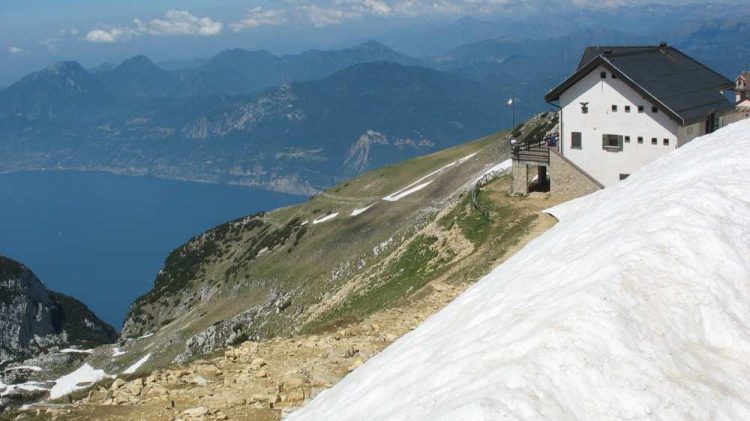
511;140;550;165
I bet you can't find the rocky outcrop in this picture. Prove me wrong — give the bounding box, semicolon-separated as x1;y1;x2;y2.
175;288;296;363
0;256;117;362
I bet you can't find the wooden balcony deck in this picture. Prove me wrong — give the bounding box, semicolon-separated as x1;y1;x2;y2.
512;140;550;165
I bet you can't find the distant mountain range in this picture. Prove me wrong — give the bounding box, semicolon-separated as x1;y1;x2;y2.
91;40;421;98
0;45;501;194
0;22;747;194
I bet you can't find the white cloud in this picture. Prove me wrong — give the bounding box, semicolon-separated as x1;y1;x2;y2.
84;9;223;44
8;46;26;54
85;26;143;43
148;9;223;36
230;7;288;32
298;4;361;27
363;0;393;15
40;37;60;54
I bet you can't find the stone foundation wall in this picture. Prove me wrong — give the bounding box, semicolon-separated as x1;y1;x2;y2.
511;162;529;195
549;150;602;200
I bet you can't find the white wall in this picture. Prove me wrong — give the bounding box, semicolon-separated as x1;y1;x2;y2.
559;66;680;186
677;121;706;147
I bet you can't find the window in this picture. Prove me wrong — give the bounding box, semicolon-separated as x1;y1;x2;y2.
663;138;670;146
638;106;644;113
638;136;644;144
612;105;618;112
602;134;623;152
625;105;631;113
571;132;582;149
619;174;630;180
600;71;607;79
652;106;658;113
651;137;657;145
612;73;618;79
625;136;631;143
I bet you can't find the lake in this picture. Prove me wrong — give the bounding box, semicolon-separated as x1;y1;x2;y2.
0;171;306;328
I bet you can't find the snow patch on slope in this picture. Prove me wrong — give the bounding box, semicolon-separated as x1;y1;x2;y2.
382;152;477;202
49;364;112;400
59;348;93;354
313;213;339;224
382;181;433;202
473;158;512;183
286;120;750;420
123;353;151;375
351;204;376;216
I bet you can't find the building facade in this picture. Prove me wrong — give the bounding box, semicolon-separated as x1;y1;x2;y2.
544;44;733;187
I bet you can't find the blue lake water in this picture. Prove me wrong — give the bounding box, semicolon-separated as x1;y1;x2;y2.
0;171;306;328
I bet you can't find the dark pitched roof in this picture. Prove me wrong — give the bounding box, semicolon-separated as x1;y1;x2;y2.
546;45;734;125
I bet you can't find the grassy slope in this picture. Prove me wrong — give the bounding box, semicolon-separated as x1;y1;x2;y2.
110;113;557;371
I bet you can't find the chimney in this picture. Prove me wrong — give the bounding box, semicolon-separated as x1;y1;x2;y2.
659;42;668;52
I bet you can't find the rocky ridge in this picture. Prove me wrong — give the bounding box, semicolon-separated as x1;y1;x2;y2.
0;256;117;363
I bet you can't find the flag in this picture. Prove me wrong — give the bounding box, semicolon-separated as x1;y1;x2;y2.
506;98;514;107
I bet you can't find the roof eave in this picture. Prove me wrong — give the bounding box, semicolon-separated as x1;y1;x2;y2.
544;56;604;103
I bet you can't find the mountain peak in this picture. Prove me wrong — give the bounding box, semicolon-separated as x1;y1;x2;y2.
42;61;87;76
350;40;395;53
118;55;159;70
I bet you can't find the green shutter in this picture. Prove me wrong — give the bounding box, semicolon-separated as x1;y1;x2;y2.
618;135;624;151
602;134;607;150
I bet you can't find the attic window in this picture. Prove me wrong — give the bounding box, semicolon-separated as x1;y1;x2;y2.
625;105;631;113
652;106;658;113
638;106;644;113
651;137;658;145
663;138;670;146
611;105;618;112
600;71;607;79
638;136;644;144
611;73;617;79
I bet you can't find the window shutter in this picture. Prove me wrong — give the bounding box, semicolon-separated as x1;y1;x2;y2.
602;134;607;150
618;135;624;151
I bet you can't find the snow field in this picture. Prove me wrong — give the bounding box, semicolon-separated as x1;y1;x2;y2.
287;120;750;420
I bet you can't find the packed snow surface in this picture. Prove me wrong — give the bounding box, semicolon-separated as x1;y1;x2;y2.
287;120;750;421
123;353;151;374
49;364;111;399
